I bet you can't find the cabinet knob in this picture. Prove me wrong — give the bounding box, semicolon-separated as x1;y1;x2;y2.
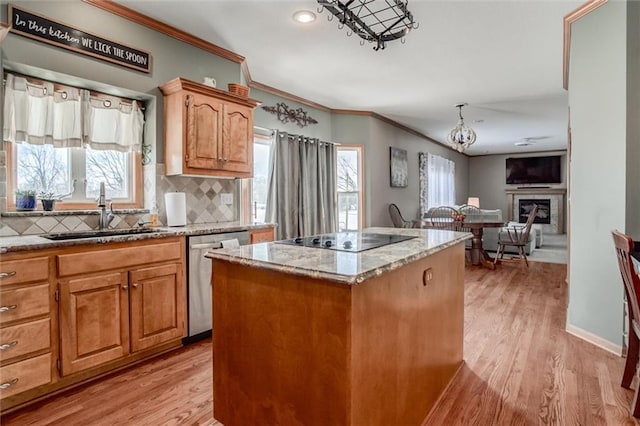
0;341;18;351
122;285;129;290
0;271;16;279
132;283;139;289
0;305;17;313
0;378;18;389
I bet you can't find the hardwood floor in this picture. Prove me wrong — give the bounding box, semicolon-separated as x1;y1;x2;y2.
2;261;638;425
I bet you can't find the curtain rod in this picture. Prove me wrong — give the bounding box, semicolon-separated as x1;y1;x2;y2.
253;125;340;145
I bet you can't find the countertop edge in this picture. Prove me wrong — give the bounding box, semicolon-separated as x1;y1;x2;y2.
207;232;471;285
0;223;276;253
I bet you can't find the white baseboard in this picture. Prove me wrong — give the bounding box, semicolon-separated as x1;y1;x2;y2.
565;323;623;356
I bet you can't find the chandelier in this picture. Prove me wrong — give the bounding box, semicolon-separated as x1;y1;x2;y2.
316;0;418;51
446;103;476;153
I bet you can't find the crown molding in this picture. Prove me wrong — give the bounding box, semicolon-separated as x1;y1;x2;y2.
84;0;465;156
563;0;608;90
82;0;244;64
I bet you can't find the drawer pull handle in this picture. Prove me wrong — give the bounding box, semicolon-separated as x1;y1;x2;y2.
0;305;17;313
0;271;16;279
0;378;18;389
0;341;18;350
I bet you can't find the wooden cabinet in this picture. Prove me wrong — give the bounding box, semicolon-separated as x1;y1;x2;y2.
249;227;275;244
0;237;187;414
59;272;129;375
0;254;53;402
129;263;184;352
161;77;260;178
57;238;186;377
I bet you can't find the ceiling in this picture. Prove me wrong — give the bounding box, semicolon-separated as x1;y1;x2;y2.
117;0;582;156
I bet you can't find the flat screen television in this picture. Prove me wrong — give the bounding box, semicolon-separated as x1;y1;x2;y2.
506;155;561;185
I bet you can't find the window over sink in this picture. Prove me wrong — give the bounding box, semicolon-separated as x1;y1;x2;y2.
3;72;144;210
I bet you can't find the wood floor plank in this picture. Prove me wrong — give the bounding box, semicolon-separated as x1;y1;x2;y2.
2;261;640;425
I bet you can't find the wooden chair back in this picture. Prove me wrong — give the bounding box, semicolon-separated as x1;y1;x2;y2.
388;203;411;228
613;230;640;333
458;205;482;233
518;204;539;244
427;206;459;230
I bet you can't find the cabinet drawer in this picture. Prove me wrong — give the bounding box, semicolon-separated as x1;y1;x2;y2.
0;353;51;399
250;229;274;244
0;285;49;325
57;240;182;277
0;318;50;363
0;257;48;287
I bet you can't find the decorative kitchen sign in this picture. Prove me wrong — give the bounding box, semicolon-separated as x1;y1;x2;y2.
261;102;318;128
8;5;151;73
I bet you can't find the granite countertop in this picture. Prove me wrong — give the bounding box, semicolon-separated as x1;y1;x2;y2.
205;227;471;285
0;222;276;253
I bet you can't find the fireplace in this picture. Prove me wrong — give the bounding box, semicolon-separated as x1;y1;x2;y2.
519;199;551;224
506;188;565;234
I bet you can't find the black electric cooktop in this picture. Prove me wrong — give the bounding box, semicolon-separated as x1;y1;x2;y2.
276;232;416;253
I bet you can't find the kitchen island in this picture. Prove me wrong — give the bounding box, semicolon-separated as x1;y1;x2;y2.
206;227;470;425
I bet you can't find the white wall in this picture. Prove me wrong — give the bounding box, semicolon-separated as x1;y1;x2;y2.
568;0;627;348
469;151;567;226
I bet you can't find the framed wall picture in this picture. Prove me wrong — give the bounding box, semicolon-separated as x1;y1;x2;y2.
390;147;408;188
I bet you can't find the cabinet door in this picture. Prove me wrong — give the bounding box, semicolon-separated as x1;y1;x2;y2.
129;263;185;353
221;102;253;174
186;93;223;170
59;272;129;376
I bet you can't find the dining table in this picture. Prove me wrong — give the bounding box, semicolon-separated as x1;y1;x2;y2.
418;219;505;270
459;220;506;269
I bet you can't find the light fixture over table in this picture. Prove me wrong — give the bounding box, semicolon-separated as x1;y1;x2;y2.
316;0;418;51
447;103;477;153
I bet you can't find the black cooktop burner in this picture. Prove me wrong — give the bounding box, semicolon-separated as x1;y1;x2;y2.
276;232;416;253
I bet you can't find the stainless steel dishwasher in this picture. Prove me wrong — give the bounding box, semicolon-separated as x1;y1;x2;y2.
186;231;250;343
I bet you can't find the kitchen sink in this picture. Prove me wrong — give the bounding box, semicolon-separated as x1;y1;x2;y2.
43;228;167;241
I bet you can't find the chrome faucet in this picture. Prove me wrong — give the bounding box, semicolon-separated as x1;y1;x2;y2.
97;182;115;230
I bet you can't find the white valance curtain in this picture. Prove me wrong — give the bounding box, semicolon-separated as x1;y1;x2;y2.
265;131;337;240
419;152;456;216
3;73;143;152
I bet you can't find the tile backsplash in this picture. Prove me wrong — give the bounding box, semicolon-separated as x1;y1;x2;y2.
0;163;239;236
150;164;238;226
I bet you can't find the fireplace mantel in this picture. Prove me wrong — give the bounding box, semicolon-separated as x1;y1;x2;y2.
506;188;566;234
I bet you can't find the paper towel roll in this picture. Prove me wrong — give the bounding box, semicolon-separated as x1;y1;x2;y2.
221;239;240;248
165;192;186;227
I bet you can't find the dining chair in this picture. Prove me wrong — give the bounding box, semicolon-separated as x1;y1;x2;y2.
494;204;538;267
426;206;459;230
388;203;414;228
612;229;640;418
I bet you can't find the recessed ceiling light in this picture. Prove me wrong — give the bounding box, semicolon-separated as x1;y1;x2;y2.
293;10;316;24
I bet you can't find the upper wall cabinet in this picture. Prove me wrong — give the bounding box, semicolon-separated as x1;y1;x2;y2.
160;78;260;178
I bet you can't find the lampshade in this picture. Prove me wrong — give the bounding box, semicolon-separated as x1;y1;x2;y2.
467;197;480;208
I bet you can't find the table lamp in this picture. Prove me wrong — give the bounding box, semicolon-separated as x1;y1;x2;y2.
467;197;480;208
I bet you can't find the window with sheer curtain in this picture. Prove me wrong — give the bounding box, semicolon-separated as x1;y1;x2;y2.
419;152;456;216
3;73;144;208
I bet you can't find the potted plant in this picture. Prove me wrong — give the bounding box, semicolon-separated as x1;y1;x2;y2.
15;189;37;211
38;191;60;211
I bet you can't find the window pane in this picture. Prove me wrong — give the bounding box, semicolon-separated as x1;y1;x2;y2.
252;142;271;223
16;143;71;195
86;148;129;199
337;147;362;231
337;150;358;191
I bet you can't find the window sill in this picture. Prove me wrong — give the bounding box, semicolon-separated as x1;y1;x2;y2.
1;208;149;217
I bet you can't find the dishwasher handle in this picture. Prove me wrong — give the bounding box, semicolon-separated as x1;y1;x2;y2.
190;242;223;250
